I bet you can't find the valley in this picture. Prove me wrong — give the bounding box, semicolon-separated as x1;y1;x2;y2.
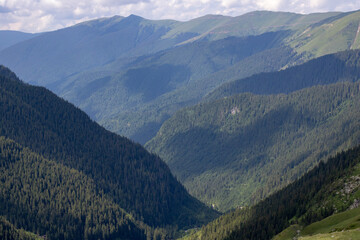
0;8;360;240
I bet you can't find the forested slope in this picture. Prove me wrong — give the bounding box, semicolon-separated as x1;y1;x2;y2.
0;216;40;240
183;143;360;240
206;49;360;101
0;137;147;240
95;34;295;143
147;81;360;211
0;66;218;239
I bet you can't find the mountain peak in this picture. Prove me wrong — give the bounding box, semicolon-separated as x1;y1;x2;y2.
127;14;143;19
124;14;144;22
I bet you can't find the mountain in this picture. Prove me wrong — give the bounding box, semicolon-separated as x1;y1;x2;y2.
205;49;360;101
1;11;330;87
0;136;147;240
0;15;181;87
288;10;360;59
0;66;219;239
162;11;340;42
146;76;360;211
182;142;360;240
0;11;340;86
0;11;346;143
62;31;295;143
0;30;36;51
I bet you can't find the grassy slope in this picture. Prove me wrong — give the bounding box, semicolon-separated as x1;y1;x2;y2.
162;11;340;42
289;10;360;59
299;229;360;240
302;207;360;236
275;209;360;240
275;217;360;240
274;164;360;240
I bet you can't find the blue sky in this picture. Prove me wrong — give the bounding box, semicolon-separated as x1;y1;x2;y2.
0;0;359;33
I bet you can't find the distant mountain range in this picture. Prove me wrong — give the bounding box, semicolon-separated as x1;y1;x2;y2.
1;9;360;240
0;30;36;51
205;49;360;100
1;10;359;143
0;66;218;239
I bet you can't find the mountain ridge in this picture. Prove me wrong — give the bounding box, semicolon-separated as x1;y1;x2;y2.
182;142;360;240
0;30;36;51
205;49;360;101
0;66;219;238
0;12;346;143
146;53;360;210
0;10;358;145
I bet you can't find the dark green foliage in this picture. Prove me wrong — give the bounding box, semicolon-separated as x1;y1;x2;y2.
0;216;40;240
206;49;360;101
0;136;146;240
0;66;219;236
147;81;360;211
185;144;360;240
225;145;360;240
124;64;191;101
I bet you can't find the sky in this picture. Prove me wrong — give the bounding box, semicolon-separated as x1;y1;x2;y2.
0;0;359;33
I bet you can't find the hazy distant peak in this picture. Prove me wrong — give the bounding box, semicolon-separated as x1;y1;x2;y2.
125;14;144;20
74;15;125;28
0;30;37;51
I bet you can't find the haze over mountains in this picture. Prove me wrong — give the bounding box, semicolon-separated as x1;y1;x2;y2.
146;56;360;211
0;31;36;51
1;10;359;143
1;8;360;240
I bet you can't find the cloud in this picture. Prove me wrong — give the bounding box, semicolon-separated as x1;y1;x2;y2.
0;5;12;13
0;0;359;32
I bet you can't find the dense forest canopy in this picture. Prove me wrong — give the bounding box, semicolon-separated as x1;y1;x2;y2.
0;66;218;239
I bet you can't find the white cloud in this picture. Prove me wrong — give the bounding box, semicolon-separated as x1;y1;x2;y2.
0;0;359;32
41;0;63;8
256;0;284;10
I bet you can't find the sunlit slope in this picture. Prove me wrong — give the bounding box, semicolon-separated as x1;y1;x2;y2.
289;10;360;58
